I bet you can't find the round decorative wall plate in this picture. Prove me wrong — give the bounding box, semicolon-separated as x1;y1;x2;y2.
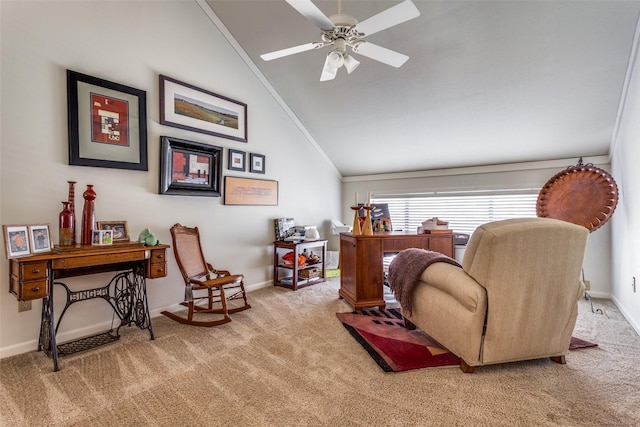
536;164;618;233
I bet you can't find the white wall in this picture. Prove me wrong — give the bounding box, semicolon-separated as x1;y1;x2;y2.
611;19;640;335
0;1;342;357
341;156;613;298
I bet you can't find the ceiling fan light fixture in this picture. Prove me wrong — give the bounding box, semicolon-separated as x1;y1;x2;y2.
320;54;339;81
327;50;344;68
343;54;360;74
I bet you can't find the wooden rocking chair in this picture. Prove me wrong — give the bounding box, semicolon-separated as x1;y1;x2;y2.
161;223;251;327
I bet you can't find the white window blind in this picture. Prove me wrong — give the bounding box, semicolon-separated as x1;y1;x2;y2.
372;190;539;235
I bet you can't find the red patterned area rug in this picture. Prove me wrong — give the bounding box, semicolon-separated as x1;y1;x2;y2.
336;309;597;373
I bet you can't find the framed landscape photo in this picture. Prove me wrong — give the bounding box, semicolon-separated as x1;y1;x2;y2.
3;225;30;259
67;70;148;171
250;153;266;174
159;136;223;197
96;221;129;242
224;176;278;206
28;224;52;253
160;75;247;143
228;149;246;171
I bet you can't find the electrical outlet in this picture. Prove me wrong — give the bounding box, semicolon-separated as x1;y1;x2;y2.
584;280;590;291
18;300;32;312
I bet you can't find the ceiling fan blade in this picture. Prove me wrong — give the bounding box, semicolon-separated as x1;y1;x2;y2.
286;0;335;30
320;55;338;81
351;42;409;68
354;0;420;36
261;42;326;61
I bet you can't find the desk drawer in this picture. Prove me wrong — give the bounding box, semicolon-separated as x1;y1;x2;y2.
11;277;48;301
147;263;166;279
383;238;428;252
149;249;166;264
12;261;48;281
22;280;48;300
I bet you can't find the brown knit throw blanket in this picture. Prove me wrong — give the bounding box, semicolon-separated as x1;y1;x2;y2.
388;248;462;316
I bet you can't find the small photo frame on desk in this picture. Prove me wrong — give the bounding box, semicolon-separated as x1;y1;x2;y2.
29;224;52;253
3;225;31;258
96;221;129;242
92;230;113;245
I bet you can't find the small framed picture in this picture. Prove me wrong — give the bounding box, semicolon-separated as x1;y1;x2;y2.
96;221;129;242
228;149;246;171
92;230;113;245
250;153;265;174
28;225;52;253
3;225;31;258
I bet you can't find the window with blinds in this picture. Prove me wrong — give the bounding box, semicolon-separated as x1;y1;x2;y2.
372;190;539;235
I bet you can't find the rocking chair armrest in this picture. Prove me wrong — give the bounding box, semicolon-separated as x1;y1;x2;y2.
207;264;232;277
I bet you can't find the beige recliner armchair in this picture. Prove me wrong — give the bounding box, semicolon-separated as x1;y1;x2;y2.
400;217;588;373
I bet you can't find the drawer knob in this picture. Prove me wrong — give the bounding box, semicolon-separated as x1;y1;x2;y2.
33;287;40;292
157;255;164;259
32;269;40;274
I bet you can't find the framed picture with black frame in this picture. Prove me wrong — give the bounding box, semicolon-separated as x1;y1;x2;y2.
159;136;223;197
67;70;148;171
160;75;247;143
250;153;265;174
228;149;246;171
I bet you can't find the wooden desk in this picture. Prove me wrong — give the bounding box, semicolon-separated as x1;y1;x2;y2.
339;232;454;310
9;243;169;371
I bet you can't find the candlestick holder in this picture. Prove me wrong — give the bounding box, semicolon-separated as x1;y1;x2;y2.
362;205;374;236
351;205;362;236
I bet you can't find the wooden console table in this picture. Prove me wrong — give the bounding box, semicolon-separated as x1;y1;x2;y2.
339;232;454;310
9;243;169;371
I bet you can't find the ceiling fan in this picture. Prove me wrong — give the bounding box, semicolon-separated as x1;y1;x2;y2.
260;0;420;81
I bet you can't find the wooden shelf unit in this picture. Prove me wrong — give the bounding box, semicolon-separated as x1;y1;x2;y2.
273;239;327;291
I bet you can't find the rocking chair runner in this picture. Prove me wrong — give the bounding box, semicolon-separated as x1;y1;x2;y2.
161;223;251;327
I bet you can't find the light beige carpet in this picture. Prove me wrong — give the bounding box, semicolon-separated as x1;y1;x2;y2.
1;279;639;426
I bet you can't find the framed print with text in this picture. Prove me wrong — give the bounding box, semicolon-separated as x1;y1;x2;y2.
67;70;148;171
224;176;278;206
160;75;247;143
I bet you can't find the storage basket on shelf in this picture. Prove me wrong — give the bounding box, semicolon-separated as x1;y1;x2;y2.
299;268;320;279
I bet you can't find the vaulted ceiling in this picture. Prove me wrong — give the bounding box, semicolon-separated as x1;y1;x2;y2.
203;1;640;177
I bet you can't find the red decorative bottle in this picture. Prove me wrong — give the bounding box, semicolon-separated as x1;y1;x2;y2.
81;184;96;245
67;180;77;245
59;201;75;246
